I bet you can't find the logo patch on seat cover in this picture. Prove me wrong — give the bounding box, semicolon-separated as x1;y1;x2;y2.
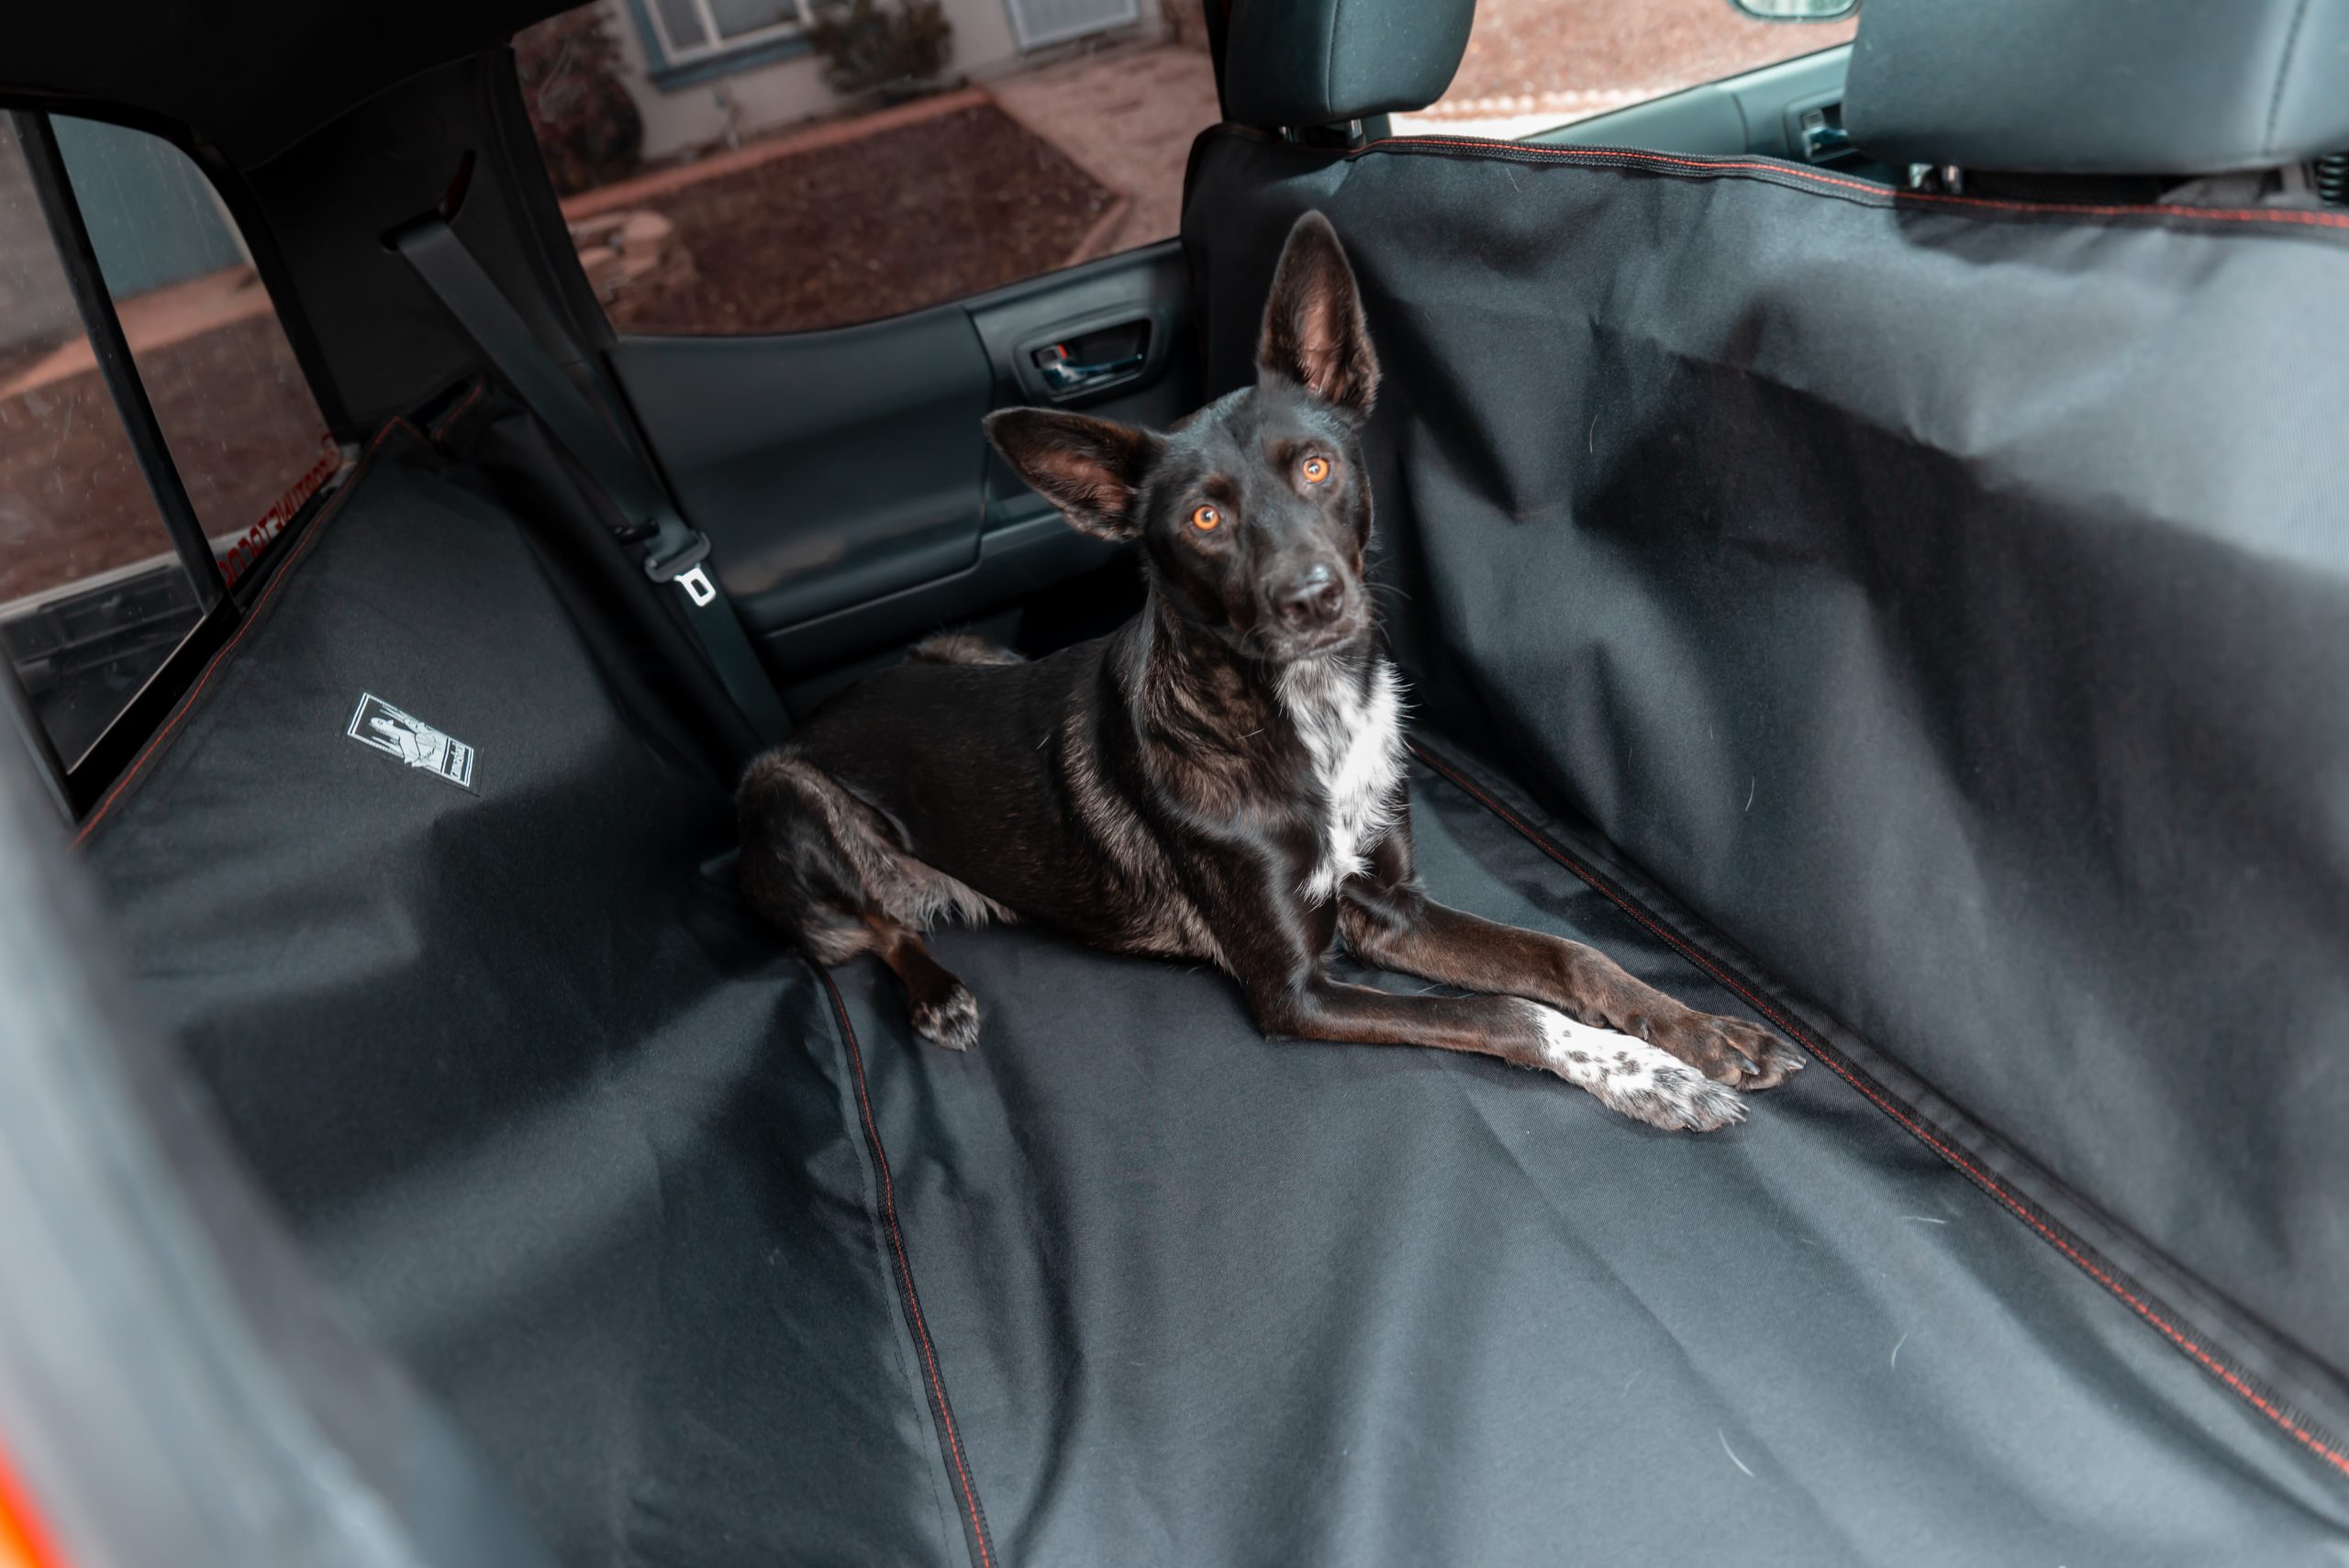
347;694;476;791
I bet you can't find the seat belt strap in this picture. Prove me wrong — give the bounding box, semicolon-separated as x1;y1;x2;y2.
389;214;791;746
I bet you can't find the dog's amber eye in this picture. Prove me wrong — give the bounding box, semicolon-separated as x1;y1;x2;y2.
1301;456;1330;484
1190;505;1220;532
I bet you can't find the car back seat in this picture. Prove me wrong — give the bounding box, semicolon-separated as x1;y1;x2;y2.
79;239;2349;1568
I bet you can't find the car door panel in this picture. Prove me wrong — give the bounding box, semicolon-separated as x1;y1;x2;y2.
611;306;992;634
969;244;1199;534
614;242;1197;674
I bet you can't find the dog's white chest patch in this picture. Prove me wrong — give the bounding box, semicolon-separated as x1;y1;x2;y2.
1279;659;1405;903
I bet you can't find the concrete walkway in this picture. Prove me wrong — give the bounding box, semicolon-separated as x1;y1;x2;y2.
0;263;273;400
988;43;1220;261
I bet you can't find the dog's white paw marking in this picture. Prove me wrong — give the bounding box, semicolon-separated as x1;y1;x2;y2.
1524;1003;1745;1132
912;985;981;1052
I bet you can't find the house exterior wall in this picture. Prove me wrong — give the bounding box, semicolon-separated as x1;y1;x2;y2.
597;0;1157;162
2;118;249;353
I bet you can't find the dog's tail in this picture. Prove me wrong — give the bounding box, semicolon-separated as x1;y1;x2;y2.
738;751;994;1051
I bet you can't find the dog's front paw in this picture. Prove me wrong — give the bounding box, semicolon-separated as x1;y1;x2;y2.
1591;1045;1747;1133
1645;1008;1804;1091
909;984;981;1052
1530;1006;1746;1132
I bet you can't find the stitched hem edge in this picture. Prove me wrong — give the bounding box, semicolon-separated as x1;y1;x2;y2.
820;972;1002;1568
1408;737;2349;1485
1362;136;2349;233
1204;123;2349;237
71;416;424;850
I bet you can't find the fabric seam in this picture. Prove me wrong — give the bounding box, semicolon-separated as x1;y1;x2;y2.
2265;0;2317;152
820;974;970;1564
1319;1;1339;128
1408;739;2349;1484
427;375;492;442
820;972;1001;1568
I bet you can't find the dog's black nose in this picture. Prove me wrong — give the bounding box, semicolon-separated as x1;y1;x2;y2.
1273;562;1346;629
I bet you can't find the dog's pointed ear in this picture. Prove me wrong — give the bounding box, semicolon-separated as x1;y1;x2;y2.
984;407;1162;541
1255;210;1378;418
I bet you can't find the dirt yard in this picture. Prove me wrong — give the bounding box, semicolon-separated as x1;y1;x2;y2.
602;103;1113;335
0;314;329;601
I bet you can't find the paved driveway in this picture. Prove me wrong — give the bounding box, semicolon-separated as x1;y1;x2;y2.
990;42;1219;260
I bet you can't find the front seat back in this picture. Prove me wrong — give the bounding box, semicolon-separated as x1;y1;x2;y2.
1193;0;2349;1453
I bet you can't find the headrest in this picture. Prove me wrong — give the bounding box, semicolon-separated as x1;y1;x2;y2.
1845;0;2349;175
1220;0;1475;128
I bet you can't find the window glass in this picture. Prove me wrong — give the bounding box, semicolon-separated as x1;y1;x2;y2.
1396;0;1855;141
519;0;1213;333
50;118;337;587
651;0;713;53
1;118;206;769
0;117;334;770
707;0;803;43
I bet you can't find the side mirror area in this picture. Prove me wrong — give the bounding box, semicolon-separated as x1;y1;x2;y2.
1727;0;1857;18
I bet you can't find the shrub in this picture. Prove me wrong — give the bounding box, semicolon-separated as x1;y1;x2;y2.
516;7;645;197
808;0;954;101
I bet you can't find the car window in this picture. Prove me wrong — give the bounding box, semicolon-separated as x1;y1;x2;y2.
48;119;338;584
518;0;1219;334
0;116;334;771
1395;0;1856;141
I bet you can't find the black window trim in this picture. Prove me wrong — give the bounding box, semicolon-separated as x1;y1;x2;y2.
0;106;339;822
14;110;230;608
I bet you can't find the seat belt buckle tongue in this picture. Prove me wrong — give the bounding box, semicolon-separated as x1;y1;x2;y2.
639;526;709;586
642;523;718;607
641;520;714;599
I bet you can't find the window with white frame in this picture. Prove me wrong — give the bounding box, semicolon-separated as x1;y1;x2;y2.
643;0;815;62
1003;0;1141;51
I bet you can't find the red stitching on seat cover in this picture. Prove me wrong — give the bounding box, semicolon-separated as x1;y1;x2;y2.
1409;739;2349;1481
821;973;999;1568
427;375;491;439
72;417;418;848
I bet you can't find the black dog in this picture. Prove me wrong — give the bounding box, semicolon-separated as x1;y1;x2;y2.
740;212;1800;1131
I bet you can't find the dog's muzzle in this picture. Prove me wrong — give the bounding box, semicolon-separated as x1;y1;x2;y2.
1272;561;1346;629
1264;561;1364;659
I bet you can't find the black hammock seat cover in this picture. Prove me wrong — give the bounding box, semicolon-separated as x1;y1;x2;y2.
77;183;2349;1563
1185;125;2349;1465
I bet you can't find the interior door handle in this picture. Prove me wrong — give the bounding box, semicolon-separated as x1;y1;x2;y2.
1034;339;1147;395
